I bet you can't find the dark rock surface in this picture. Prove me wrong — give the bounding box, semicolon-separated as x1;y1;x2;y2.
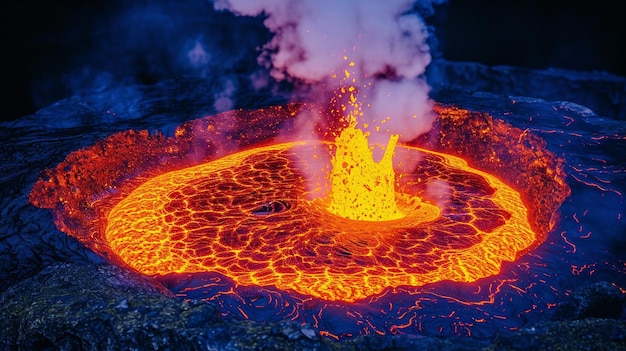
0;262;488;350
0;262;331;351
1;262;625;350
489;283;626;351
554;281;626;320
490;319;626;351
1;63;625;350
427;59;626;121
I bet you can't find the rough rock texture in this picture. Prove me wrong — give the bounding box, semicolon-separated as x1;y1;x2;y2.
489;282;626;350
1;262;625;351
554;281;626;321
1;263;217;350
428;59;626;121
0;262;484;350
1;65;625;350
489;319;626;351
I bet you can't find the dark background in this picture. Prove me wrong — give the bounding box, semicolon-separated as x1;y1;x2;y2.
1;0;624;122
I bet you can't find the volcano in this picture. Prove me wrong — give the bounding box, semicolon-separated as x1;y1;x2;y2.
1;67;625;348
24;96;571;336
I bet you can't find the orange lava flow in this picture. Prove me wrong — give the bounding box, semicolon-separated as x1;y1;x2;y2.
29;103;571;303
105;140;532;302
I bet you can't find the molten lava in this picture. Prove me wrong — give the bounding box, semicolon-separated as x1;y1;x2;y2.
325;66;409;222
103;136;531;301
327;123;406;221
29;103;570;304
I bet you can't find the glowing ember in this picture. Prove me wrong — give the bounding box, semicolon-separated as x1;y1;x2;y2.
29;103;570;304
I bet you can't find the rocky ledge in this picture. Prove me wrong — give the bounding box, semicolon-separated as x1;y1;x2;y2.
1;262;624;351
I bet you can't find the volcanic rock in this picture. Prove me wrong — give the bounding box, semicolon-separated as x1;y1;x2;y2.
490;319;626;351
553;281;626;320
0;262;490;350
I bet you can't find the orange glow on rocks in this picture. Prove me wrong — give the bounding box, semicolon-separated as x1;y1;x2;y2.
29;103;570;303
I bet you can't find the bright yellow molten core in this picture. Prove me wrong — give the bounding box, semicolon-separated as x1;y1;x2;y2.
327;124;403;221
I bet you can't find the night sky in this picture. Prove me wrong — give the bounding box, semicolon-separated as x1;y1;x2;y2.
1;0;624;122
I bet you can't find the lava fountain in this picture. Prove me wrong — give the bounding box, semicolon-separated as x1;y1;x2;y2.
29;101;570;333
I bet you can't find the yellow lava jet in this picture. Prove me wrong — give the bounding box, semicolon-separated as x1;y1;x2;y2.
326;123;402;221
325;60;433;222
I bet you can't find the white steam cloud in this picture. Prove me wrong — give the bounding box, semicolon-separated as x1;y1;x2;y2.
187;41;210;68
214;0;443;146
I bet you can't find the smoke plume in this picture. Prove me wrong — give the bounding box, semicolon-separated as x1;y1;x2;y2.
214;0;444;146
